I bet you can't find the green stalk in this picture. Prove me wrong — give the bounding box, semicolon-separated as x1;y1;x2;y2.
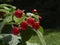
12;14;14;22
34;30;46;45
0;15;9;34
0;19;6;33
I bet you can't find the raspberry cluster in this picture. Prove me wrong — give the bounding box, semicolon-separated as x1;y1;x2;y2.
11;9;42;35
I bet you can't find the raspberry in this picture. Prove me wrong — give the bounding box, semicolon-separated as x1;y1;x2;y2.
20;21;28;30
32;9;37;13
11;26;20;35
39;16;42;20
26;17;35;26
32;22;40;30
14;9;23;18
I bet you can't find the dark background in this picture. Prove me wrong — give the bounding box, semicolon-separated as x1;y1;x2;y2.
0;0;59;29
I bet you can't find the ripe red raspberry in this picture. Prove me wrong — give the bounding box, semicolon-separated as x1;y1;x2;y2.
26;17;35;26
39;16;42;20
11;27;20;35
32;9;37;13
20;21;28;30
32;22;40;30
14;9;23;18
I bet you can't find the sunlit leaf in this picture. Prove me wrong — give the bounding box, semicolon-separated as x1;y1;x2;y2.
0;9;9;14
0;4;16;10
5;15;12;22
38;26;44;34
14;16;25;24
9;34;21;45
26;35;41;45
35;30;46;45
33;15;39;19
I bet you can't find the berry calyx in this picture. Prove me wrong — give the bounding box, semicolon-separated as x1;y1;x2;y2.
26;17;35;26
32;22;40;30
11;26;20;35
14;9;23;18
32;9;37;13
20;21;28;30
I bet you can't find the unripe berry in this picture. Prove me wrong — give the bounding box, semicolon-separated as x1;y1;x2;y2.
32;9;37;13
39;16;42;20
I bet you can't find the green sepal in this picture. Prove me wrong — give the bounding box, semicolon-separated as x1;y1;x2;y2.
14;16;26;24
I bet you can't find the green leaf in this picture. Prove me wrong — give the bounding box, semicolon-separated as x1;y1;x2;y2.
0;34;21;45
34;30;46;45
0;34;11;45
14;16;25;24
26;28;46;45
1;24;12;34
20;27;36;42
0;4;16;12
0;15;13;34
0;9;9;14
32;15;39;21
33;15;39;19
20;26;46;45
1;34;12;43
0;19;6;33
38;26;44;34
26;35;42;45
9;34;21;45
26;42;41;45
0;4;16;10
5;15;12;22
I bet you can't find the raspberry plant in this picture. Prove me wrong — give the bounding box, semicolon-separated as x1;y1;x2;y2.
0;4;46;45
